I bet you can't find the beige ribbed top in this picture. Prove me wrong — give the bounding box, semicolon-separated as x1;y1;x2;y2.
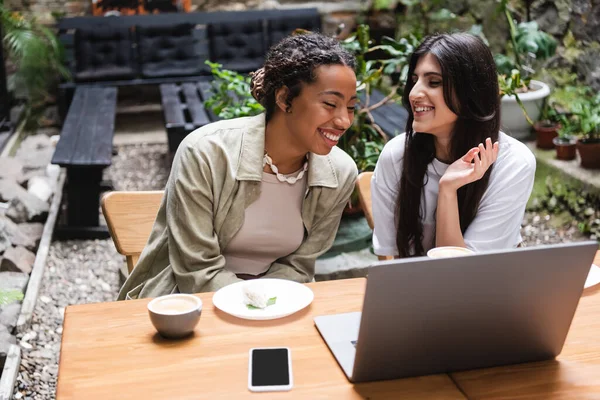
223;169;307;276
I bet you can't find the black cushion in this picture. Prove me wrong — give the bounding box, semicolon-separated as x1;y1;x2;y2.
137;23;209;78
208;20;265;73
74;26;137;82
267;14;322;48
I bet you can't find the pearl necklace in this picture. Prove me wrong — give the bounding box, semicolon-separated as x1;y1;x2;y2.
263;153;308;184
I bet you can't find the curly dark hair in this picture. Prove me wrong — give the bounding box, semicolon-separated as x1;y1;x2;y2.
250;33;356;122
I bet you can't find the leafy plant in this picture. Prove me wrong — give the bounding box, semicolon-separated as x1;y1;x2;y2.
203;61;264;119
549;85;592;115
495;20;557;80
0;289;24;306
1;6;70;126
571;100;600;143
538;100;560;126
494;0;557;127
498;69;533;125
547;86;600;143
555;115;577;142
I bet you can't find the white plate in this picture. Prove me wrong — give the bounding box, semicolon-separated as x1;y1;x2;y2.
585;264;600;289
212;279;314;320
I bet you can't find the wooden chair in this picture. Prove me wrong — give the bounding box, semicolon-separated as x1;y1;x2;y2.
101;191;164;273
355;172;393;261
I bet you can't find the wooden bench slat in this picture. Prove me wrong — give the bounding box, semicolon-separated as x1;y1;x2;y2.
52;87;88;165
91;88;118;165
159;84;186;126
69;87;117;166
181;83;210;126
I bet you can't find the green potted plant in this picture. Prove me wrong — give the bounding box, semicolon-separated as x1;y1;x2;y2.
534;100;561;149
573;98;600;169
495;0;557;139
552;115;577;161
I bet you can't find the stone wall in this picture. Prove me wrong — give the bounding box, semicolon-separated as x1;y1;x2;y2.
521;0;600;90
399;0;600;91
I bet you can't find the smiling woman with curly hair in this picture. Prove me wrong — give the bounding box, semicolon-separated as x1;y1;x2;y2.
118;33;359;300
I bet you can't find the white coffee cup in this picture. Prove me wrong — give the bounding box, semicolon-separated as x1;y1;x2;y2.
147;294;202;339
427;246;475;259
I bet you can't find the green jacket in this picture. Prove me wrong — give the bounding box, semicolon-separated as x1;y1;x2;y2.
118;114;357;300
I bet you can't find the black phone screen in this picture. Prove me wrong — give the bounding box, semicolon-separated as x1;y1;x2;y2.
251;348;290;387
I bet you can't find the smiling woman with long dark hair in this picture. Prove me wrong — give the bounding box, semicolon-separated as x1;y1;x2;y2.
371;33;536;258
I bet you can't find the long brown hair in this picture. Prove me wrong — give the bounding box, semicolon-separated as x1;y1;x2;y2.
396;33;500;257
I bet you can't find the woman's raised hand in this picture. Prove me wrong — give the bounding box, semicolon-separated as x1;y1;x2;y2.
439;138;499;191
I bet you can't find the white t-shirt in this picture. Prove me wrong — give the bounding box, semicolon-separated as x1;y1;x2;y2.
371;132;536;256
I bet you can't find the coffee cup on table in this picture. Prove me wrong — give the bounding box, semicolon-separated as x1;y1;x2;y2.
147;294;202;339
427;246;475;259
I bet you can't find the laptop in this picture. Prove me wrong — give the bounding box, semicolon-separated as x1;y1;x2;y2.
314;241;598;383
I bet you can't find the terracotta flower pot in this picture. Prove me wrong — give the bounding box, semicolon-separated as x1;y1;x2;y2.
576;140;600;169
553;137;576;161
534;122;559;149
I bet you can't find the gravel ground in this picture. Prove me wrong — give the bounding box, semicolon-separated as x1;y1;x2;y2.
104;143;170;191
521;212;587;246
12;142;589;400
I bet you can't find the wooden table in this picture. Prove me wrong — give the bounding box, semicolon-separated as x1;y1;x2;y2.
56;278;465;400
57;251;600;399
450;250;600;399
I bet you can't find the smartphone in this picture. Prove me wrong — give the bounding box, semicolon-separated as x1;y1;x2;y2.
248;347;293;392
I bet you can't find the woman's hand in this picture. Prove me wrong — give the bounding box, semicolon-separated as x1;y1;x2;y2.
439;138;499;192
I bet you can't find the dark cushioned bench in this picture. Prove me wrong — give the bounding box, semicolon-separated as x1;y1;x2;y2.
51;86;118;238
56;8;322;149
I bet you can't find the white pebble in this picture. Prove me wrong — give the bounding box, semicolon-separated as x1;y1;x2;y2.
20;341;33;350
99;280;111;292
40;296;51;304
